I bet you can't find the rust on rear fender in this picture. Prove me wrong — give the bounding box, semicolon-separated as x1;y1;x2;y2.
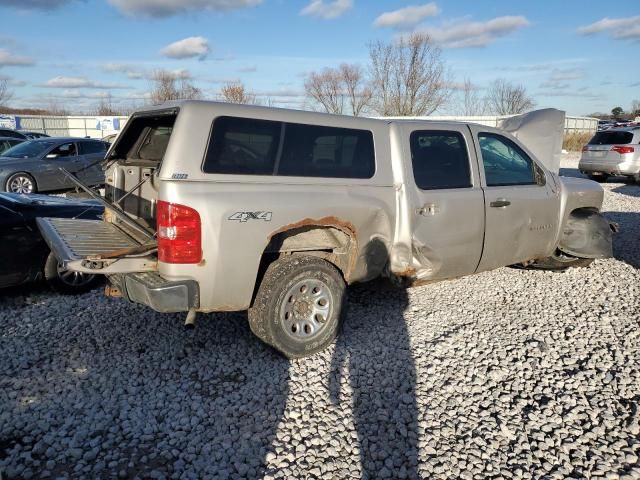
267;216;358;281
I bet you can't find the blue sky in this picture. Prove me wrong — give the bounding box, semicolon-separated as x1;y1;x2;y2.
0;0;638;115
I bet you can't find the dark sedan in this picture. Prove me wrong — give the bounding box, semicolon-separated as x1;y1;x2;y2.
0;193;103;293
0;137;108;194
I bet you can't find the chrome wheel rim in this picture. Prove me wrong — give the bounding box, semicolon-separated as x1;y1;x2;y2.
9;176;34;194
280;278;333;341
57;264;95;287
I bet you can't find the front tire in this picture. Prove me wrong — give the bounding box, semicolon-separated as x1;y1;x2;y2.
248;255;346;359
44;252;100;294
6;172;37;193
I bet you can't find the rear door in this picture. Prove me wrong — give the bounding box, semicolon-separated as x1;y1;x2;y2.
470;126;560;272
403;124;485;280
78;140;107;185
39;142;82;190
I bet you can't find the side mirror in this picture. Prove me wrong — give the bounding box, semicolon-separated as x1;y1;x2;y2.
45;153;59;159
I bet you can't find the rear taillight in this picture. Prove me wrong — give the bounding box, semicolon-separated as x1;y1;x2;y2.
156;201;202;264
611;146;635;155
582;145;589;152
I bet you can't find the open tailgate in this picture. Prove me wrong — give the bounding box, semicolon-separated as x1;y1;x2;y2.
37;217;157;274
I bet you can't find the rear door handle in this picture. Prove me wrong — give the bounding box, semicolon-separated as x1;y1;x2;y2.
490;198;511;208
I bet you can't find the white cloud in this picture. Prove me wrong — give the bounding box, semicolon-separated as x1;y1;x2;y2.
0;49;34;67
415;15;529;48
238;65;257;73
578;16;640;41
300;0;352;19
153;69;193;80
42;76;127;89
161;36;210;60
108;0;262;17
100;63;145;79
374;3;440;29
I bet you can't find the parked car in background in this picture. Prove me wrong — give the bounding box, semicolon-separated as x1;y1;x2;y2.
0;193;103;293
102;134;117;143
22;131;50;139
37;101;615;358
579;127;640;183
0;137;24;155
0;128;27;140
0;137;108;193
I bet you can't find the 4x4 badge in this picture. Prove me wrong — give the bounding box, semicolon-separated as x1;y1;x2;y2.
228;211;273;223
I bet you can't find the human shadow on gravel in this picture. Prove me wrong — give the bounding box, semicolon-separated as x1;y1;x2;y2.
602;211;640;269
330;241;418;480
0;294;289;479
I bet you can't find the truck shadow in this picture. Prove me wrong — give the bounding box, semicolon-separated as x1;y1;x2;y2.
602;211;640;268
330;239;419;479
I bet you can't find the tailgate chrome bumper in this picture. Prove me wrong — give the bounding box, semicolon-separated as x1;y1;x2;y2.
37;217;157;274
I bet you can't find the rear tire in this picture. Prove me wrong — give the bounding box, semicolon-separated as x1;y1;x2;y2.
248;255;346;359
588;173;609;183
44;252;100;294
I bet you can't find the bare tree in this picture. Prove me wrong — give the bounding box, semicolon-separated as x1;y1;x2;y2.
304;64;372;116
368;33;452;116
485;79;535;115
457;78;485;116
305;68;346;115
338;64;372;116
220;81;256;105
95;92;119;116
149;70;202;104
631;100;640;117
0;78;14;107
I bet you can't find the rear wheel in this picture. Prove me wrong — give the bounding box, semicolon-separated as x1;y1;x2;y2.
588;173;609;183
6;172;37;193
44;252;100;294
248;255;346;359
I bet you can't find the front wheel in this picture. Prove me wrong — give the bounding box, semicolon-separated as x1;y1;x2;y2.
44;252;100;294
248;255;346;359
6;172;37;193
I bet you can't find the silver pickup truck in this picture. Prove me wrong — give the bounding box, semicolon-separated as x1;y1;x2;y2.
37;101;614;358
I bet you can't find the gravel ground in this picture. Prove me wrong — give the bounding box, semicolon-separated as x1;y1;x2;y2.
1;154;639;480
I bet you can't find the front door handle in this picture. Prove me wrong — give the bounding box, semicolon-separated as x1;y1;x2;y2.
490;198;511;208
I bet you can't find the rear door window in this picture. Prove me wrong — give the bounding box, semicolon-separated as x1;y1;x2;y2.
203;116;281;175
409;131;471;190
79;141;107;155
589;131;634;145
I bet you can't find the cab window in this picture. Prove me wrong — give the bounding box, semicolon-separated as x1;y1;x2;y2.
410;130;472;190
478;133;538;186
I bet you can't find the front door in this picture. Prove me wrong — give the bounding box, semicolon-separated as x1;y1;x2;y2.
39;142;82;191
404;125;485;281
470;127;561;272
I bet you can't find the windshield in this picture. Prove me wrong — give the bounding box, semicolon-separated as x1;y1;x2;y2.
2;140;56;158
